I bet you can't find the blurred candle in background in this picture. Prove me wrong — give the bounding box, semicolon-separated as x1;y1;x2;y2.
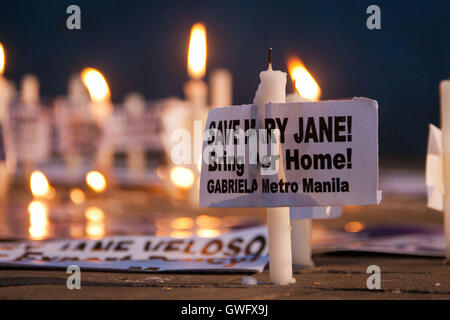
21;74;40;108
124;92;147;175
210;68;232;107
439;79;450;261
182;23;208;206
0;43;13;199
81;68;114;173
184;22;208;122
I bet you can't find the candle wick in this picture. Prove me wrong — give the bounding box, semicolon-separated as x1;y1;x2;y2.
268;48;273;69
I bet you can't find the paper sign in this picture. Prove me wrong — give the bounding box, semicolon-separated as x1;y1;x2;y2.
0;226;268;273
200;98;380;208
426;124;444;211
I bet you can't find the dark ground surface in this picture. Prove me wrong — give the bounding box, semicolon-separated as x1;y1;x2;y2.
0;166;449;300
0;254;449;300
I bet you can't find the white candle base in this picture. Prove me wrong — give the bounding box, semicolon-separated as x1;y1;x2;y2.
291;219;314;270
267;207;294;285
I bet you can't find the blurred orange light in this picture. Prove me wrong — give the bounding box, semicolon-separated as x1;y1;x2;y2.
28;200;49;240
171;217;194;230
287;56;321;101
85;207;105;223
86;171;107;193
197;228;221;238
170;166;195;189
81;68;110;102
0;43;5;75
187;23;207;79
345;221;365;233
196;215;221;229
170;230;193;238
30;171;51;198
70;188;85;204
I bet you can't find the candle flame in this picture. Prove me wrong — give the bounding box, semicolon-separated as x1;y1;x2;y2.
30;171;51;198
187;23;207;79
287;56;321;101
0;43;4;75
170;166;195;189
81;68;110;102
86;171;107;193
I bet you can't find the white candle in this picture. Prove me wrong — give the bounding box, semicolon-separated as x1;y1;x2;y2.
285;91;314;268
21;74;40;108
210;68;232;107
183;23;208;206
253;49;294;285
124;93;146;174
440;79;450;261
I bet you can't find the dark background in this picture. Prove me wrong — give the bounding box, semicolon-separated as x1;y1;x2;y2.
0;0;449;159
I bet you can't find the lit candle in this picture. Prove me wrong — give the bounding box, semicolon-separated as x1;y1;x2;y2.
286;57;319;269
440;79;450;261
0;43;12;124
184;23;208;122
210;68;232;107
81;68;112;124
286;56;343;269
0;42;14;199
81;68;114;173
183;23;208;206
253;49;294;285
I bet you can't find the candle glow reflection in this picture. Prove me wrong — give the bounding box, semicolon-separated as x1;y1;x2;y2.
28;200;49;240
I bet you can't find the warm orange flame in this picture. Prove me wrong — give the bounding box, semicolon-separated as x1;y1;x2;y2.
30;171;51;198
287;56;321;101
86;171;107;193
0;43;4;75
187;23;207;79
170;166;195;189
81;68;110;102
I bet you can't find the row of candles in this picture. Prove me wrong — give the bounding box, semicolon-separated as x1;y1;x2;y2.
0;23;321;206
0;23;336;285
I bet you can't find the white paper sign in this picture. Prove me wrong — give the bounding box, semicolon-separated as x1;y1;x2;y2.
426;124;444;211
0;226;268;273
200;98;380;208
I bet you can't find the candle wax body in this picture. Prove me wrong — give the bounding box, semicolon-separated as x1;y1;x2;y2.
184;79;208;206
439;80;450;260
210;68;232;107
254;65;294;285
286;92;314;268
